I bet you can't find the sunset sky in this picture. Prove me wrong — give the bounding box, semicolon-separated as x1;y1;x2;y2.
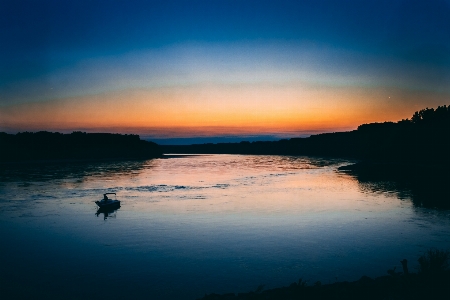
1;0;449;143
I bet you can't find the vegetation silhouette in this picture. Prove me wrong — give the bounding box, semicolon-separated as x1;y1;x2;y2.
161;105;450;165
198;249;450;300
0;131;162;162
418;249;449;277
337;106;449;208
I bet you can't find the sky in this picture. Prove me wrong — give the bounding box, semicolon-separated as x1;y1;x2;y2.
1;0;449;143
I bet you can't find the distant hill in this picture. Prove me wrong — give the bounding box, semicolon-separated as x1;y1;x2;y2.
161;105;450;165
0;131;162;162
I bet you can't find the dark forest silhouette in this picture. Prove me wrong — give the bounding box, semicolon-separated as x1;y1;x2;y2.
2;106;448;163
0;131;162;162
161;105;450;165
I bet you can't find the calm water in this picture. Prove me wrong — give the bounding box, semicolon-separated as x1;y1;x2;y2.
1;155;449;299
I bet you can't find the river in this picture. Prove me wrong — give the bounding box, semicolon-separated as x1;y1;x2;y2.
1;154;449;299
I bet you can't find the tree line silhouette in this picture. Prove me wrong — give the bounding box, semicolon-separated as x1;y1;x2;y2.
161;105;450;165
0;131;162;162
1;105;448;165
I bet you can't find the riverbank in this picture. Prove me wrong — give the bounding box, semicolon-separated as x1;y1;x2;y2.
338;160;449;174
198;271;450;300
198;250;450;300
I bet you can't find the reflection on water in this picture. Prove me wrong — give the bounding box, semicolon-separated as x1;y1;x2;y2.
96;206;121;220
0;159;151;183
0;155;449;300
342;165;450;209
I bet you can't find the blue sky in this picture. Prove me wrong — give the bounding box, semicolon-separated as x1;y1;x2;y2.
1;0;449;143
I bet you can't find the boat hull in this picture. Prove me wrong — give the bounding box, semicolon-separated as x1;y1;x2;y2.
95;200;121;208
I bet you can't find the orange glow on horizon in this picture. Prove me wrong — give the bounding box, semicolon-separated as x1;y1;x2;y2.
1;84;446;137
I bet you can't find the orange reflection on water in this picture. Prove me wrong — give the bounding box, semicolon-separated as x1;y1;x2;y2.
68;155;408;218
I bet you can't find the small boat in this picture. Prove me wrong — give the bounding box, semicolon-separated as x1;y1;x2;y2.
95;193;121;208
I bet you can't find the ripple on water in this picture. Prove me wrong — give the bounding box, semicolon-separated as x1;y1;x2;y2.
0;155;449;300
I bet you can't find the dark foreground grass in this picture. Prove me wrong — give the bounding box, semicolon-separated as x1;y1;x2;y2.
198;249;450;300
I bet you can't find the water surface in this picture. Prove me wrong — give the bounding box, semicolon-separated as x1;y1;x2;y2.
1;155;449;299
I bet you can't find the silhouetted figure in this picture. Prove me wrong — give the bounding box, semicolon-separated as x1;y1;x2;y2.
103;194;109;201
401;259;409;274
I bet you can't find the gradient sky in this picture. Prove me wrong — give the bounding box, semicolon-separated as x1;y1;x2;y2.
1;0;449;143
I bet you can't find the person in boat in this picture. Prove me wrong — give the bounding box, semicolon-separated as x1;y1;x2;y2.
103;194;109;202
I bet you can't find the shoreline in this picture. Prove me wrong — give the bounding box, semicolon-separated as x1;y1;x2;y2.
198;269;450;300
0;153;211;165
338;160;449;172
0;155;163;166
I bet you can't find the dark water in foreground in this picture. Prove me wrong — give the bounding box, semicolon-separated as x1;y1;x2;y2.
1;155;449;299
